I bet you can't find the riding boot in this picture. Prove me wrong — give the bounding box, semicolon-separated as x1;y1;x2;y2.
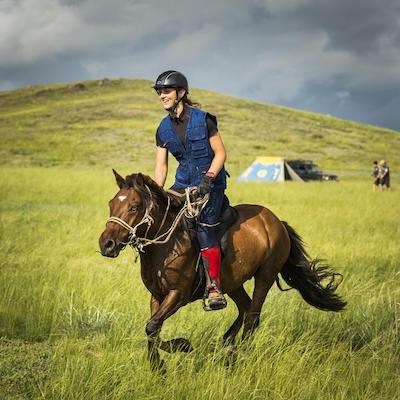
201;245;227;310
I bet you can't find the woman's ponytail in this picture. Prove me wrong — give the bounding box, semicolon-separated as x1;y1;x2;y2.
182;95;201;109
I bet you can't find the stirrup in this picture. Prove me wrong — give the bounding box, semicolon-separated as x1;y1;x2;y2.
202;284;227;312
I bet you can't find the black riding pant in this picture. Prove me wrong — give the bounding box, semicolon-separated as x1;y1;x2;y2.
196;189;225;250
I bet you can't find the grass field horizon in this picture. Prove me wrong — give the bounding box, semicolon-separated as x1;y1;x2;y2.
0;80;399;399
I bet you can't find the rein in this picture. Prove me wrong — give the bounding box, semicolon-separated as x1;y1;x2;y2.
106;187;209;253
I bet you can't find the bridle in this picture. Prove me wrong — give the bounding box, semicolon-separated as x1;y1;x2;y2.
106;186;209;253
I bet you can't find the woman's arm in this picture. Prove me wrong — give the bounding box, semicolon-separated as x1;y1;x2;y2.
155;147;168;187
208;132;227;176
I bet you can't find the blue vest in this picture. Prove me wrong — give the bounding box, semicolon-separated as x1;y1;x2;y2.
158;107;227;190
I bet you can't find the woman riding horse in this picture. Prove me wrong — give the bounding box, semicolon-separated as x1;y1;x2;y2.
153;70;228;310
99;171;346;372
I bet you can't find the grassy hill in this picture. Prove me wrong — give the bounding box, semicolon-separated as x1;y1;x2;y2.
1;78;399;179
0;80;399;399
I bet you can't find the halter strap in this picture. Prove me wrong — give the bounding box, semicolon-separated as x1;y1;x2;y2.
105;187;208;253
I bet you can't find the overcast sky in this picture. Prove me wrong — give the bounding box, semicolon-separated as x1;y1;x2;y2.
1;0;399;130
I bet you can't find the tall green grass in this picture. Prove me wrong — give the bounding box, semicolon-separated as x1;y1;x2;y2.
1;167;399;399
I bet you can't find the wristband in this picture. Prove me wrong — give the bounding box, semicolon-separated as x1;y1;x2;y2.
205;171;216;180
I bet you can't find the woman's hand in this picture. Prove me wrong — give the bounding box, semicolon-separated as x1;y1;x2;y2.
197;175;213;196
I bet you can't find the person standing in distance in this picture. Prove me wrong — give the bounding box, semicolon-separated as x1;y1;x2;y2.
378;160;391;191
153;70;228;310
372;160;380;191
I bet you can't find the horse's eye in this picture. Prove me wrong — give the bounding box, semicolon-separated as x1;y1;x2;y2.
129;205;138;213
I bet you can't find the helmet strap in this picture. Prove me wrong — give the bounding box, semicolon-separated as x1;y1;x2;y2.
168;89;185;118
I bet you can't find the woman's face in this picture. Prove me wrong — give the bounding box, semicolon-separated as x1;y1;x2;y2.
158;88;176;110
157;88;185;110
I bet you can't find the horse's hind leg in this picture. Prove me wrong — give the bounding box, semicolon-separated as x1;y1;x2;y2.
242;267;276;341
223;286;251;346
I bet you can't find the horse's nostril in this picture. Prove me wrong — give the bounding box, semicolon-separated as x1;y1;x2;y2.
105;239;115;251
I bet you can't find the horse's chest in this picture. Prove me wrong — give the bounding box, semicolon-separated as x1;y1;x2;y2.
140;260;169;298
140;246;191;296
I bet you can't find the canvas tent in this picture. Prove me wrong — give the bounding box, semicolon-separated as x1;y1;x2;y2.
238;157;304;182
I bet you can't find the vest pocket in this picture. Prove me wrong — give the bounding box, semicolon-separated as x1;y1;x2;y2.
191;140;209;158
166;141;183;158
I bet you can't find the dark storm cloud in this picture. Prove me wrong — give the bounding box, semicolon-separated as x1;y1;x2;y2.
0;0;399;130
293;0;400;55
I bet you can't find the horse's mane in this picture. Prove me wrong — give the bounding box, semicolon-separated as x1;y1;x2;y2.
124;173;182;213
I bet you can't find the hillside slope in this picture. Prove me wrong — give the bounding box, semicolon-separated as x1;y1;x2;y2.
0;79;398;179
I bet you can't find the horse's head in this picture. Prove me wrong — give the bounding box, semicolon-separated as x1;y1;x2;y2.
99;170;152;258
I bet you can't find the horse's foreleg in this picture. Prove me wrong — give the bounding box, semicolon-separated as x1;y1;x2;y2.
150;294;193;354
147;295;164;372
146;290;183;372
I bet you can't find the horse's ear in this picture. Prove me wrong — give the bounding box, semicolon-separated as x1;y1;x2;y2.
112;169;125;188
136;173;145;187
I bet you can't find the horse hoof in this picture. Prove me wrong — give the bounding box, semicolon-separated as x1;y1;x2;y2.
160;338;193;353
171;338;193;352
151;358;167;375
224;345;238;368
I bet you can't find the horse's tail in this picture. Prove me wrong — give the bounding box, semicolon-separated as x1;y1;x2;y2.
278;221;346;312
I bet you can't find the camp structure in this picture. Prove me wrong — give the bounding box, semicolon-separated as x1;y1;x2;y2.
238;156;304;182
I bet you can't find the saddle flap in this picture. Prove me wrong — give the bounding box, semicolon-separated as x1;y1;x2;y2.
216;196;239;243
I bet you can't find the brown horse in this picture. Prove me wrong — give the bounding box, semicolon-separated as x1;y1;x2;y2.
99;170;346;371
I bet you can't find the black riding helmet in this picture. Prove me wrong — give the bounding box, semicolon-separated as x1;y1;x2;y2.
153;70;189;93
153;70;189;115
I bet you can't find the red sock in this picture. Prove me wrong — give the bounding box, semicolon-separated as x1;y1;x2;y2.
201;245;221;287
